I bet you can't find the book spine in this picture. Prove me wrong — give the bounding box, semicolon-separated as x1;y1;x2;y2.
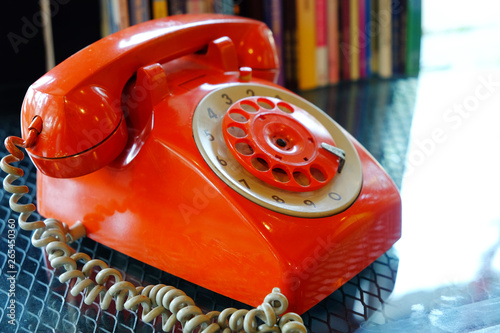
391;0;403;75
168;0;187;15
369;0;379;75
118;0;129;29
128;0;150;25
263;0;285;86
101;0;111;36
296;0;317;90
108;0;120;33
152;0;168;18
405;0;421;76
238;0;263;20
398;0;407;74
365;0;371;76
339;0;350;80
378;0;392;78
283;0;298;90
327;0;340;84
349;0;359;80
315;0;329;87
213;0;234;14
186;0;210;13
358;0;366;78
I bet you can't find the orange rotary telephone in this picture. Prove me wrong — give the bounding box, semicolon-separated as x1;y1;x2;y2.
2;14;401;332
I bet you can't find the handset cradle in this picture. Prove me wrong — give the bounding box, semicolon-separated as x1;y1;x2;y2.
21;14;278;178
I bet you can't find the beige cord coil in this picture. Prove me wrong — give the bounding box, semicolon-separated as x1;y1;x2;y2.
1;119;307;333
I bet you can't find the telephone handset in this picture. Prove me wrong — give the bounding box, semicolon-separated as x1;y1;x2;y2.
3;14;401;332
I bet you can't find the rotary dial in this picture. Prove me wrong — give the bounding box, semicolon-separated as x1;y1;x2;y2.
192;83;362;218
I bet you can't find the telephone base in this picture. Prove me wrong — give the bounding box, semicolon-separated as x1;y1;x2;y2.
36;132;400;314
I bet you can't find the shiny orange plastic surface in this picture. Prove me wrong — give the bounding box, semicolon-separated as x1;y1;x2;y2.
22;14;401;314
21;14;278;178
222;96;341;192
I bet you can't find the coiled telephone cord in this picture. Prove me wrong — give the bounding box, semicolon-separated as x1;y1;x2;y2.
1;119;307;333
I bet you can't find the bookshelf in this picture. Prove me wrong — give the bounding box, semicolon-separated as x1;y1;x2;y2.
100;0;422;91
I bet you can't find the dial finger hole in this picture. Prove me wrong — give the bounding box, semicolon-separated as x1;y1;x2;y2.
227;126;246;138
293;171;310;187
272;167;290;183
251;157;270;171
257;98;275;110
235;142;254;156
240;101;259;113
277;102;294;114
310;166;326;182
229;111;248;123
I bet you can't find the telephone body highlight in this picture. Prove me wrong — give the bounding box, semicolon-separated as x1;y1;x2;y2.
19;14;401;314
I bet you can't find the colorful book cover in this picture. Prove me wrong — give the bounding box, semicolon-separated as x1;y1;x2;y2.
316;0;329;87
378;0;392;78
327;0;340;84
152;0;168;19
405;0;421;76
296;0;317;90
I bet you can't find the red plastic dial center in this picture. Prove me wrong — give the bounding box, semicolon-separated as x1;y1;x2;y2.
222;96;342;192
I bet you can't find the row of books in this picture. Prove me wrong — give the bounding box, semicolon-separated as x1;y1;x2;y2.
281;0;422;90
100;0;422;91
100;0;234;36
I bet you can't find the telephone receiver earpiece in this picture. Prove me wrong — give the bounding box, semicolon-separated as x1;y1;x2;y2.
21;14;279;178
